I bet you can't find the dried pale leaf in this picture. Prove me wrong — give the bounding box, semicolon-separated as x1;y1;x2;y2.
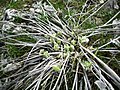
94;80;107;90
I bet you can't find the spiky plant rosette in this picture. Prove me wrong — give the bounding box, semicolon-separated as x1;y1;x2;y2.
0;0;120;90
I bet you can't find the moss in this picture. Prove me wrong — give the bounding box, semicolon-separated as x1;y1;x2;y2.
81;20;96;29
6;45;31;58
5;35;36;58
15;35;36;43
0;0;10;8
7;0;34;9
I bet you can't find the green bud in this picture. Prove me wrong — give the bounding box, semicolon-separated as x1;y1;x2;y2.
69;44;75;51
71;31;75;35
64;44;70;52
56;39;61;44
44;34;49;38
79;36;89;43
57;31;62;36
52;65;61;72
50;37;54;43
53;33;56;37
71;39;76;45
68;38;71;41
63;53;67;57
56;53;62;58
39;49;45;55
43;51;50;58
82;61;92;70
54;43;59;51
